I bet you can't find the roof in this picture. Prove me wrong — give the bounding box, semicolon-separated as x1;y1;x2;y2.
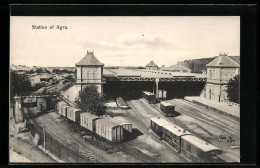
146;61;158;67
96;118;122;128
160;101;174;107
57;101;68;106
150;117;171;126
75;51;103;66
206;55;240;68
163;124;192;136
113;116;131;125
80;112;101;120
143;91;155;96
67;106;82;112
182;135;221;152
163;64;191;71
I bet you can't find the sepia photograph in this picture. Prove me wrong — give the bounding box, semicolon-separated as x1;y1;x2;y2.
9;16;241;163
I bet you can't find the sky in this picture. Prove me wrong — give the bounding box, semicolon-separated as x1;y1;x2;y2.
10;16;240;67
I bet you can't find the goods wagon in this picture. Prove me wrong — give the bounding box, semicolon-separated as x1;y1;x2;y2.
80;112;101;132
160;101;176;117
56;101;67;114
116;97;128;109
60;104;70;117
95;118;124;142
113;116;132;133
181;135;222;162
66;106;82;123
143;91;156;104
161;124;191;152
150;117;171;138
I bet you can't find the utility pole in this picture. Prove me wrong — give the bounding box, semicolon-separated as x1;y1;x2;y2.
43;128;46;155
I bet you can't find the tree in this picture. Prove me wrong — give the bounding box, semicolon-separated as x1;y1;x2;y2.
36;68;43;74
226;74;240;103
10;71;33;101
75;84;106;116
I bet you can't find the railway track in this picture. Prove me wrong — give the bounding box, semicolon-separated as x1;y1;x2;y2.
27;108;104;163
175;99;240;125
170;99;240;135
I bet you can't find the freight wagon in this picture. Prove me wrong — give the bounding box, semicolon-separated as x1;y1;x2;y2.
56;101;67;114
181;135;222;162
66;106;82;123
80;112;101;132
160;101;176;117
116;97;129;109
95;118;124;142
143;91;156;104
113;116;132;133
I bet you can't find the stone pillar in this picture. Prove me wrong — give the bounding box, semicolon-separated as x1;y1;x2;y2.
155;78;159;98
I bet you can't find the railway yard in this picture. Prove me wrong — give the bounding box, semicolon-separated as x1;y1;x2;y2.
13;95;240;163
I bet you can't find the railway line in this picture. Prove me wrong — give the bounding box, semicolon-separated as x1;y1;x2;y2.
26;108;104;163
168;99;240;135
175;99;240;126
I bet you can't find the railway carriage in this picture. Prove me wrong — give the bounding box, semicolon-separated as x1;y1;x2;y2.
160;101;176;117
116;97;129;109
150;117;171;138
66;106;82;123
95;118;124;142
181;135;222;162
143;91;156;104
161;124;192;153
80;112;101;132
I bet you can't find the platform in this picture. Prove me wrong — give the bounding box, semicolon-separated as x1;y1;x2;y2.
184;96;240;120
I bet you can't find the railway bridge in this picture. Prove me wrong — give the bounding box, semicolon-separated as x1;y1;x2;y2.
103;68;206;98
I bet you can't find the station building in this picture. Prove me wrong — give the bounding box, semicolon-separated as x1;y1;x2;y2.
201;53;240;102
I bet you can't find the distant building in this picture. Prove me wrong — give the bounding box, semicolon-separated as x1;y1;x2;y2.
40;74;54;83
146;61;158;70
201;53;240;102
161;64;192;73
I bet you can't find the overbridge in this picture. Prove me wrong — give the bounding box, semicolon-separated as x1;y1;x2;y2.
103;69;206;98
103;69;207;82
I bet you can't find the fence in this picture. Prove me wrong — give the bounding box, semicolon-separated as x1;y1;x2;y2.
25;116;89;163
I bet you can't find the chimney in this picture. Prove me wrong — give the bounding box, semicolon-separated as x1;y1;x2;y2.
162;65;165;68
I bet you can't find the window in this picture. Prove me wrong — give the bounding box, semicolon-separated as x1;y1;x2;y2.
209;70;212;78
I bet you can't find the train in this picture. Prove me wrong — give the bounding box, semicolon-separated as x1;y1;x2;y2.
116;97;129;109
150;117;223;162
56;101;132;142
160;101;176;117
142;91;156;104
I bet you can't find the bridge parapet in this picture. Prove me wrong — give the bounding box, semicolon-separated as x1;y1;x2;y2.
104;77;206;82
